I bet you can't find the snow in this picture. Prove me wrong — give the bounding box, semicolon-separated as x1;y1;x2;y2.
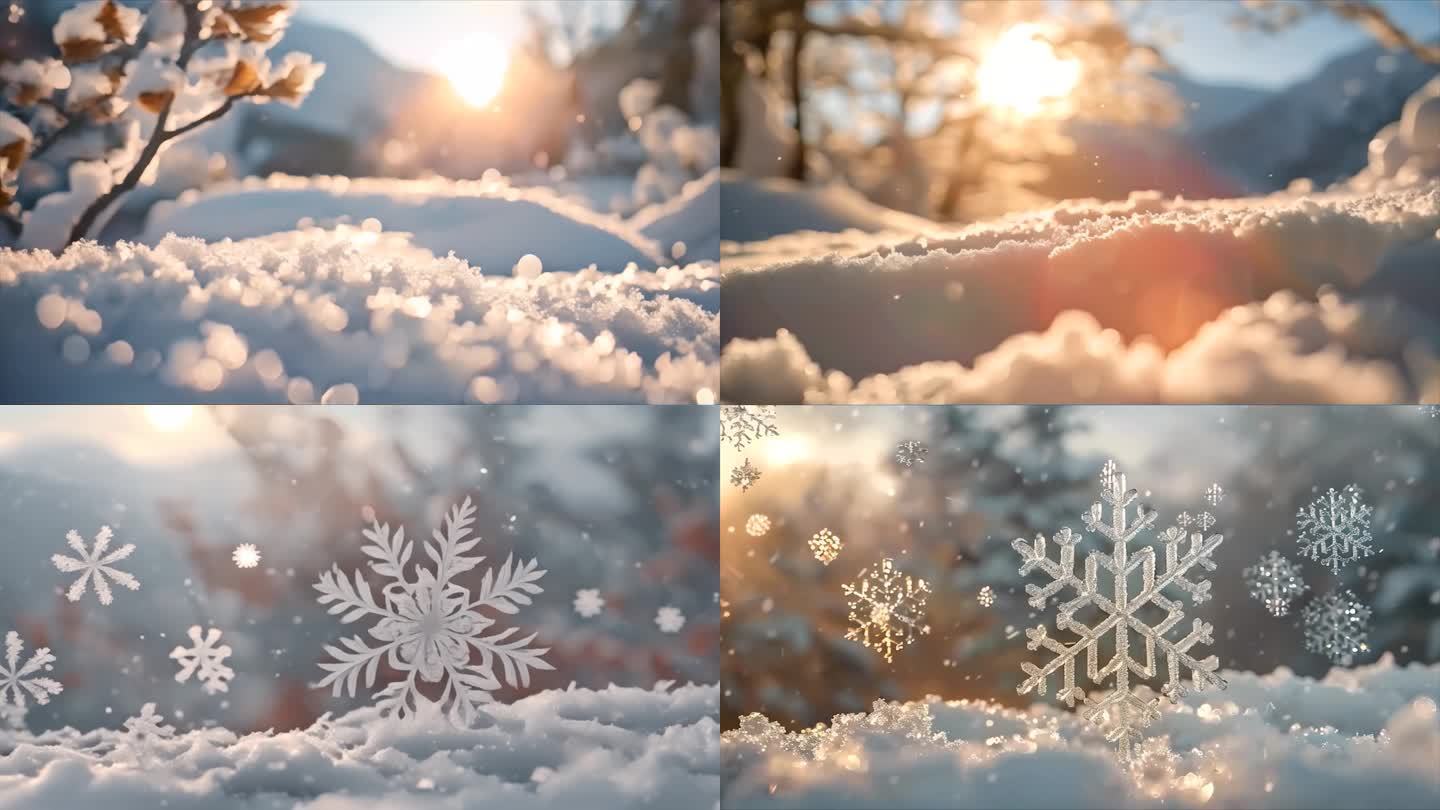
722;655;1440;809
631;169;721;263
0;228;718;403
719;171;938;244
0;682;720;810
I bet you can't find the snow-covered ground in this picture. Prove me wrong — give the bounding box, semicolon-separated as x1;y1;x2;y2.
722;655;1440;809
0;682;720;810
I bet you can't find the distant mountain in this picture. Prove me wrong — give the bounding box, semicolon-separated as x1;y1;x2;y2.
1156;71;1271;134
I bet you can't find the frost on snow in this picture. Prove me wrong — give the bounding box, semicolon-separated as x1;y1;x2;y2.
51;525;139;606
809;528;843;565
744;513;771;537
730;459;761;491
0;631;62;713
720;405;779;450
656;606;686;634
894;439;928;467
1296;484;1377;574
1013;460;1225;759
842;558;931;664
1302;589;1373;665
313;498;553;726
1242;551;1310;617
170;625;235;695
573;588;605;618
231;542;261;569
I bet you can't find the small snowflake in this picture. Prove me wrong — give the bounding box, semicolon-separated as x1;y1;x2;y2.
745;513;771;537
809;528;842;565
123;702;176;741
842;558;930;663
1296;485;1375;574
1301;589;1371;664
730;459;762;491
894;440;928;467
1242;551;1309;617
171;625;234;695
1177;511;1217;532
232;543;261;569
52;525;140;605
0;631;62;713
978;585;995;607
574;588;605;618
656;606;686;633
721;405;779;450
1204;484;1223;506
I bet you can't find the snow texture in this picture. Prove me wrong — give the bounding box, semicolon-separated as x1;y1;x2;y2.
0;682;720;810
721;655;1440;809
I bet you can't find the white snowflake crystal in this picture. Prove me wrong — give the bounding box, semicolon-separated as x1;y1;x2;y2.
810;528;842;565
170;626;234;695
745;513;771;537
1242;551;1309;617
894;440;928;467
1013;461;1226;759
656;606;686;633
0;631;62;712
730;459;762;491
123;702;175;741
1301;589;1371;664
1204;484;1223;506
1296;485;1375;574
314;498;553;726
842;558;931;663
721;405;779;450
574;588;605;618
52;525;140;605
978;585;995;607
232;543;261;569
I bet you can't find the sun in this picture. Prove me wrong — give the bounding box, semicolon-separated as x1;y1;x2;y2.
438;32;511;108
975;23;1081;117
143;405;196;432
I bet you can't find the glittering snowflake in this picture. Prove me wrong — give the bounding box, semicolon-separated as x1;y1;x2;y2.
170;625;234;695
0;631;62;713
52;525;140;605
730;459;762;491
1204;484;1223;506
1242;551;1309;617
232;543;261;569
574;588;605;618
842;558;931;663
809;528;842;564
656;606;686;633
1013;460;1226;759
978;585;995;607
894;440;928;467
1295;485;1375;574
721;405;779;451
314;498;553;725
1301;589;1371;664
745;513;771;537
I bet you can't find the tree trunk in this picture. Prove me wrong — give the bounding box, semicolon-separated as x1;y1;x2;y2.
787;25;807;181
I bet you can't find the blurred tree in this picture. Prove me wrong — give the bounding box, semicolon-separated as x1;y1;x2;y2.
1231;0;1440;65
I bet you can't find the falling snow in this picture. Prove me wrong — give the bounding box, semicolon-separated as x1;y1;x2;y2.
0;631;62;714
894;440;928;467
809;528;842;565
745;513;771;537
842;558;931;663
978;585;995;607
1242;551;1309;617
656;606;686;633
169;625;235;695
1205;484;1224;506
51;525;140;606
574;588;605;618
1302;589;1372;665
1296;485;1376;574
730;459;762;491
231;543;261;569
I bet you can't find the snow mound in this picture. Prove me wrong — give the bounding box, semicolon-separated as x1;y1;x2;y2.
0;682;720;810
631;169;721;263
722;656;1440;809
0;230;717;403
142;174;667;273
719;171;939;244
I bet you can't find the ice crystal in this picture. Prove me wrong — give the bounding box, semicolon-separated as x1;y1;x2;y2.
1204;484;1223;506
573;588;605;618
730;459;762;491
1296;485;1375;574
721;405;779;451
0;631;62;713
170;625;235;695
894;440;928;467
842;558;931;663
978;585;995;607
232;543;261;569
124;702;176;742
1301;589;1371;664
1013;460;1226;759
810;528;842;565
1242;551;1309;617
745;513;771;537
52;525;140;605
656;606;686;633
314;498;552;726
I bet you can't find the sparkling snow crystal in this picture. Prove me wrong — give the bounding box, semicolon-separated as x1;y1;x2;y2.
730;459;762;491
1204;484;1223;506
744;513;771;537
573;588;605;618
978;585;995;607
314;498;553;726
0;631;62;712
842;558;931;663
1013;460;1226;759
1296;485;1376;574
720;405;779;451
1242;551;1309;617
51;525;139;605
170;626;234;695
1301;589;1372;664
231;543;261;569
809;528;842;565
656;606;686;633
894;440;928;467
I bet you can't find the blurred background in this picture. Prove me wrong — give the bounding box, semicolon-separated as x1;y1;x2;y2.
720;405;1440;729
0;404;718;733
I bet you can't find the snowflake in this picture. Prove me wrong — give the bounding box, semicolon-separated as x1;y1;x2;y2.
730;459;762;491
52;525;140;605
1013;460;1226;760
170;625;234;695
123;702;176;741
1422;404;1440;418
574;588;605;618
314;498;553;725
232;543;261;569
656;606;686;633
1295;485;1375;574
721;405;779;451
810;528;842;565
842;558;931;663
1301;589;1371;664
1176;511;1216;532
745;513;771;537
978;585;995;607
1242;551;1309;617
1204;484;1223;506
0;631;62;713
894;440;928;467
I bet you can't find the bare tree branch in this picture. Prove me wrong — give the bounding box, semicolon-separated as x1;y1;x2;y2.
1323;0;1440;65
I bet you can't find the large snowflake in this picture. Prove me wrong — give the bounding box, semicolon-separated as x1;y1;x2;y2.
721;406;779;451
52;525;140;605
1241;551;1309;617
842;558;930;663
0;631;62;713
314;498;553;726
1295;485;1375;574
1013;460;1226;759
1301;589;1371;664
170;625;235;695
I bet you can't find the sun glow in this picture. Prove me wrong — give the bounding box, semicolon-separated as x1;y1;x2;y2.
975;24;1081;117
438;32;511;108
143;405;196;432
